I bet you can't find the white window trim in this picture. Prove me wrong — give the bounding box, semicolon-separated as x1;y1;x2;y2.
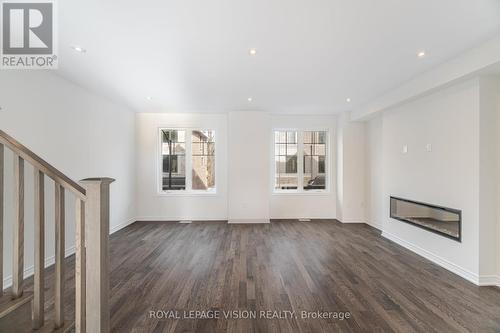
271;128;330;195
157;127;218;196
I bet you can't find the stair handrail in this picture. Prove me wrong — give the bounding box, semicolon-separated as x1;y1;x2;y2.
0;129;86;199
0;129;112;333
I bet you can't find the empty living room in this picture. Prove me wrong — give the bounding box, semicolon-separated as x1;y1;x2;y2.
1;0;500;332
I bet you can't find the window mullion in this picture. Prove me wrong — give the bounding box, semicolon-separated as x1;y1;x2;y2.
325;132;329;192
297;131;304;191
159;129;163;193
186;129;193;191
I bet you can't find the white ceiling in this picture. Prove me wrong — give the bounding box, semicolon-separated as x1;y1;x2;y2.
57;0;500;114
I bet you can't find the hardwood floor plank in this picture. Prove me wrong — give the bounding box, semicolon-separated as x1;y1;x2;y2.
12;220;500;333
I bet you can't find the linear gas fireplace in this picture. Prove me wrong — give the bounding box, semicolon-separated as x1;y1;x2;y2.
390;197;461;242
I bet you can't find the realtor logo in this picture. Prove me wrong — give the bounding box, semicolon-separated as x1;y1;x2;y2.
1;0;57;69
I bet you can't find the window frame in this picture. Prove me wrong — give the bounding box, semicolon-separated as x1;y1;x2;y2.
272;128;330;195
157;127;217;196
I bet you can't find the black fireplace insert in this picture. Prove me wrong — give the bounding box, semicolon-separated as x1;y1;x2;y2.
390;196;461;242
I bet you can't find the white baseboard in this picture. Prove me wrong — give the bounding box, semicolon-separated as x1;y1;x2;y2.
228;218;270;224
3;246;76;290
270;216;336;220
478;275;500;287
365;222;383;230
382;231;480;285
135;216;227;222
339;219;366;223
110;217;136;234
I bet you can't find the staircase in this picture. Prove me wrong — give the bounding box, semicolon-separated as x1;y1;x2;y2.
0;129;114;333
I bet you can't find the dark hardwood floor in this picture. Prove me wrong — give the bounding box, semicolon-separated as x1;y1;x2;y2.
20;220;500;332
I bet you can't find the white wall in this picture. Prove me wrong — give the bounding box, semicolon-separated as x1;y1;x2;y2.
365;116;383;230
135;112;338;222
135;113;228;221
0;71;136;289
363;78;500;285
380;79;480;279
228;112;270;223
270;115;337;219
497;80;500;281
478;77;499;279
336;113;366;223
335;117;344;221
478;76;500;282
364;77;500;286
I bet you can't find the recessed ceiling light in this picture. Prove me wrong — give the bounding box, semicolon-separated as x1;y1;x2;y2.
417;51;426;58
146;96;153;101
71;45;86;53
247;97;253;102
248;48;257;56
346;98;351;103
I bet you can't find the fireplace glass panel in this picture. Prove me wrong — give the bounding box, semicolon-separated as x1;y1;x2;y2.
390;197;461;241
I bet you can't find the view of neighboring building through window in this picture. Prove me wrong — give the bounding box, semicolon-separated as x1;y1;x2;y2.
160;128;216;192
192;130;215;190
274;130;327;191
161;129;186;190
274;131;298;189
303;131;326;190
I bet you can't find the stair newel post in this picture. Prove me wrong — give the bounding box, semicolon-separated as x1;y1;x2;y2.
75;198;86;333
0;144;3;296
79;178;114;333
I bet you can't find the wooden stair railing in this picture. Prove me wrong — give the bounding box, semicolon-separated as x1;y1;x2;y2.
0;129;114;333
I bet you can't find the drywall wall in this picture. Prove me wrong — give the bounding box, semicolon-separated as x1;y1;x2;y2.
135;113;228;220
270;115;337;219
372;79;481;280
336;113;366;223
477;76;500;283
0;70;135;289
136;113;339;222
365;115;383;230
227;112;270;223
364;77;500;286
478;77;499;279
497;80;500;281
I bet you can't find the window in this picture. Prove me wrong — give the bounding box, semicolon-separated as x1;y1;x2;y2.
159;128;216;193
191;130;215;191
303;131;326;191
274;130;328;192
161;129;186;191
274;131;298;190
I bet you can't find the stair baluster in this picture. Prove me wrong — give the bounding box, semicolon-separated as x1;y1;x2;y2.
33;168;45;329
0;130;113;332
12;154;24;299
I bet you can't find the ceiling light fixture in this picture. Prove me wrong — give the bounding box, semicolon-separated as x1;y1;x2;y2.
248;48;257;56
71;45;86;53
247;97;253;102
417;51;426;58
346;98;351;103
146;96;153;101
